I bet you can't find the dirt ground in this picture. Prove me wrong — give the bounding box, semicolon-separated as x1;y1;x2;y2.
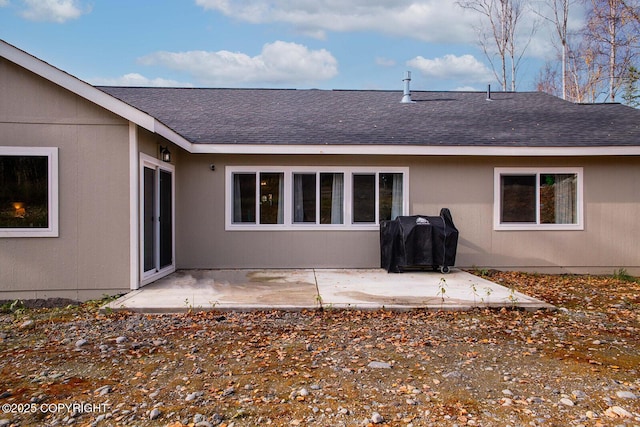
0;270;639;427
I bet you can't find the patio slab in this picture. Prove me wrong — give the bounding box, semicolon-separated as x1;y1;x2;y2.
105;269;554;313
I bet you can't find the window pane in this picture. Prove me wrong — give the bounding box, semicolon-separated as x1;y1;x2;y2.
293;173;316;223
501;175;536;223
353;174;375;223
0;155;49;228
320;173;343;224
260;173;284;224
379;173;403;221
233;173;256;223
540;174;577;224
143;167;156;271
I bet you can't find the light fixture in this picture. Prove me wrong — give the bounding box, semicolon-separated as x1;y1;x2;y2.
13;202;26;218
159;145;171;163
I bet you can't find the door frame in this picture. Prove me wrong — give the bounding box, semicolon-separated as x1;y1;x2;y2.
139;153;175;286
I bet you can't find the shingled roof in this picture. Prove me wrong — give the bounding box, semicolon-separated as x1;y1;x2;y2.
98;87;640;148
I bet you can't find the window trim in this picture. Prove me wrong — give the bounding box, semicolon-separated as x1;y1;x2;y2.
493;167;584;231
225;166;409;231
0;146;59;237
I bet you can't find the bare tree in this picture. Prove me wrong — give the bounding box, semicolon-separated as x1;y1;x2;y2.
535;60;562;95
566;38;606;102
585;0;638;101
458;0;535;91
534;0;579;99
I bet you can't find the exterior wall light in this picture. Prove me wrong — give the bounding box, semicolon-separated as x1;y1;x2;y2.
159;145;171;163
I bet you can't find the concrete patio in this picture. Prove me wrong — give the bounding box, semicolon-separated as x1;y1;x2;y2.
105;269;554;313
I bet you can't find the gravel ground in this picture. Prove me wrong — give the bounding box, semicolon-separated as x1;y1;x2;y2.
0;271;638;427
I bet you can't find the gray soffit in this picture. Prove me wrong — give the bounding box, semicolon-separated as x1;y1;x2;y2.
97;87;640;148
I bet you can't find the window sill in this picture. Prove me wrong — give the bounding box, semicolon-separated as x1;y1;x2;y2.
494;223;584;231
225;224;381;231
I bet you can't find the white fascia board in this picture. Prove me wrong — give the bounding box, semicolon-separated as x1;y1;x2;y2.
189;143;640;156
1;40;155;132
153;121;193;152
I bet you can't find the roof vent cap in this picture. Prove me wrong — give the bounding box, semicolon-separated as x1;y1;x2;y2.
401;71;415;104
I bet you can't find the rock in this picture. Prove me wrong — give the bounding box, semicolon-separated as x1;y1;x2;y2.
222;386;235;397
299;388;309;397
502;389;513;396
185;391;203;401
572;390;587;399
442;371;462;379
615;391;637;399
75;339;88;347
94;385;111;396
371;412;384;424
115;336;127;344
368;361;391;369
149;408;161;420
210;413;223;425
0;420;10;427
560;398;575;406
19;319;34;329
605;406;632;418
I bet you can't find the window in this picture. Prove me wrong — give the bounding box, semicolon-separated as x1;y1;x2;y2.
293;172;344;224
494;167;583;230
227;167;408;230
0;147;58;237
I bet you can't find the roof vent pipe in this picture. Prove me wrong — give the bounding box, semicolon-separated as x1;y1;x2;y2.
401;71;415;103
486;84;492;101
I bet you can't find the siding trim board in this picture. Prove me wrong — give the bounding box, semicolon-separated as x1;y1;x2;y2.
193;144;640;157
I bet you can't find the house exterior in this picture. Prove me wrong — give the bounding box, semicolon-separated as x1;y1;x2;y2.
1;40;639;301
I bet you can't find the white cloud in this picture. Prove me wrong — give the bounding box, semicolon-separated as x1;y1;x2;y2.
20;0;89;23
454;85;480;91
87;73;194;88
375;57;396;67
407;54;493;84
138;41;338;85
195;0;477;43
0;0;9;7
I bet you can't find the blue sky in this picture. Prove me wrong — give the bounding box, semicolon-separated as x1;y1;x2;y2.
0;0;577;92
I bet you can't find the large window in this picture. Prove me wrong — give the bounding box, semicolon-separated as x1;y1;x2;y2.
227;167;408;230
0;147;58;237
494;167;583;230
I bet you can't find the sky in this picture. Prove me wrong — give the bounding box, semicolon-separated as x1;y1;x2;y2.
0;0;584;92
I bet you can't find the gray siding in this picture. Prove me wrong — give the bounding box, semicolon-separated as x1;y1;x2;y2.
0;58;131;300
176;154;640;274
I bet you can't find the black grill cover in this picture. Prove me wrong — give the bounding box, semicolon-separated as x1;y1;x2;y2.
380;208;458;273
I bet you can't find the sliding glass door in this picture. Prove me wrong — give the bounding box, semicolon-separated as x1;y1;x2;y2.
140;155;175;284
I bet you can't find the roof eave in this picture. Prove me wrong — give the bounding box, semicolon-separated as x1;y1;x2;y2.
190;143;640;156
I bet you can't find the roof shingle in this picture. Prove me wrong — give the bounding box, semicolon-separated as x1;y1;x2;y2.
97;87;640;147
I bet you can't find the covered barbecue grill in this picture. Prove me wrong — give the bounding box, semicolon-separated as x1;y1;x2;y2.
380;208;458;273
